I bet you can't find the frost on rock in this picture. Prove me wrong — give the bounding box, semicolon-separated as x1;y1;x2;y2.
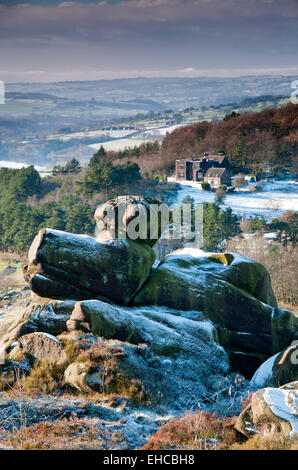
250;352;280;389
0;299;76;354
24;228;156;305
133;247;298;378
263;387;298;438
236;381;298;438
65;299;249;414
250;343;298;389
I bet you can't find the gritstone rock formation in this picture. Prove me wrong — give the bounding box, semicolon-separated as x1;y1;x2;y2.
1;195;297;426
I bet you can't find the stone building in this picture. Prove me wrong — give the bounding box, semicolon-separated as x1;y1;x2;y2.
203;167;231;188
175;152;230;182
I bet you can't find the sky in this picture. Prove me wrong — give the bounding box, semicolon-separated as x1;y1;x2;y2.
0;0;297;82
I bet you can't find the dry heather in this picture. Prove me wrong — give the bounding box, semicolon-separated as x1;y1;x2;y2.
142;398;298;451
1;336;149;405
231;433;298;451
142;409;239;450
0;417;124;450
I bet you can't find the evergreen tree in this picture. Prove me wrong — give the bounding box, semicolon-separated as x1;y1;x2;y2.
248;215;267;233
65;204;94;234
88;146;107;168
203;203;222;251
64;158;82;174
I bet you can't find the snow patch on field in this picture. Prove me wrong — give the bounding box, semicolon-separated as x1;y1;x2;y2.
175;179;298;218
89;138;155;152
60;129;135;141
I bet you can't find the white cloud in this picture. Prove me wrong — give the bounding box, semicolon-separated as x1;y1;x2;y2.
177;67;197;73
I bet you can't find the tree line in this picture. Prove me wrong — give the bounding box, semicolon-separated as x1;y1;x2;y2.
0;154;175;253
97;104;297;178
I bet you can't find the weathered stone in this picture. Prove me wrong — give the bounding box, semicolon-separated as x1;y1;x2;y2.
8;332;67;365
208;253;277;307
25;228;155;304
134;250;278;312
64;362;103;393
132;248;298;377
271;308;298;353
235;382;298;438
217;329;274;378
251;343;298;389
0;299;76;356
64;303;243;411
94;195;164;247
67;300;226;361
67;300;143;345
218;328;274;355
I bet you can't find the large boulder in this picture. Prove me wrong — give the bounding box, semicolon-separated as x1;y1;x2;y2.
94;195;164;247
8;332;67;365
65;301;243;412
235;382;298;438
133;249;278;317
133;248;298;377
66;300;223;359
0;299;76;357
24;228;156;304
250;343;298;389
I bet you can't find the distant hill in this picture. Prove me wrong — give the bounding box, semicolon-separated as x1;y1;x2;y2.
108;103;297;176
6;75;296;111
160;103;298;174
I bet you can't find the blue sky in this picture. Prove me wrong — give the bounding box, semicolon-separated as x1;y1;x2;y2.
0;0;297;82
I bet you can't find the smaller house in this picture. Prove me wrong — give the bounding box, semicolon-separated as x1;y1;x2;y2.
204;167;231;188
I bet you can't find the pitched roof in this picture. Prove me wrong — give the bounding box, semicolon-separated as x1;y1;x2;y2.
204;167;227;178
202;155;226;163
193;154;226;163
210;155;226;162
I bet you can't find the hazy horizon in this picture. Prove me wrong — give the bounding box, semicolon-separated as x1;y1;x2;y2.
3;72;298;86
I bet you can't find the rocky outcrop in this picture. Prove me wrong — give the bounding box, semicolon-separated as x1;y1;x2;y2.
133;249;278;309
2;195;297;407
67;300;224;359
235;381;298;438
0;299;76;354
94;195;164;246
24;228;156;304
64;362;103;393
2;194;298;450
4;232;296;380
61;322;235;411
133;248;298;377
9;332;67;365
250;343;298;389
